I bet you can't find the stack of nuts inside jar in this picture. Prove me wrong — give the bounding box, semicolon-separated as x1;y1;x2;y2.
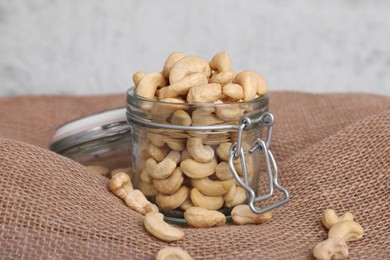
108;52;273;249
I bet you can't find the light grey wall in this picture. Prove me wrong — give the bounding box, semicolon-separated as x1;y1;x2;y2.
1;0;389;96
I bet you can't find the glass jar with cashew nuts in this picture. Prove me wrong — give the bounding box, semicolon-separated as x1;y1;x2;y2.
127;89;268;222
127;51;289;223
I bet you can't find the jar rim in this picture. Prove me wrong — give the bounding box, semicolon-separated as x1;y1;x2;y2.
126;86;269;107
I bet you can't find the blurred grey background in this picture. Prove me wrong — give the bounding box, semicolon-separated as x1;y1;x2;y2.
0;0;389;96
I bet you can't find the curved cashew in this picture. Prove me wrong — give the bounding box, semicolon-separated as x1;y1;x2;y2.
190;188;224;210
87;165;110;177
322;209;354;229
155;247;193;260
169;55;212;84
110;172;134;199
216;160;234;180
156;186;189;210
312;237;349;260
162;73;208;98
231;204;272;225
191;106;224;126
147;131;165;147
328;220;364;242
216;142;232;161
187;83;222;103
191;177;233;196
184;207;226;228
180;158;217;179
209;70;235;86
132;71;145;86
144;212;185;242
171;110;192;126
215;103;243;121
146;150;181;179
210;52;231;73
186;137;215;163
225;186;247;208
179;197;194;211
148;143;170;162
162;52;185;79
135;72;167;100
153;167;184;195
243;70;268;96
222;83;244;101
233;71;258;101
124;189;158;215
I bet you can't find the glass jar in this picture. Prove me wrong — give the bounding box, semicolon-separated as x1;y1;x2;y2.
49;108;132;174
126;87;289;222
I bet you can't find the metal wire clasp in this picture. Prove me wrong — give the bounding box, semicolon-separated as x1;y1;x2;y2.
228;112;290;214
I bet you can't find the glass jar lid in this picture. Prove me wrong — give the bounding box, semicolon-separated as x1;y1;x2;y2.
50;108;131;154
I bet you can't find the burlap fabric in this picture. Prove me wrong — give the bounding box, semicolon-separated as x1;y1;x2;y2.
1;92;389;259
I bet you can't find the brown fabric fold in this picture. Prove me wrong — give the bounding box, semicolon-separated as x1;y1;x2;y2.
1;92;389;259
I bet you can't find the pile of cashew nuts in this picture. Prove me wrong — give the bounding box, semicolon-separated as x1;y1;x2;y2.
130;52;269;216
313;209;364;260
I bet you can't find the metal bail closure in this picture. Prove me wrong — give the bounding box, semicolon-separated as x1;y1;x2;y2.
228;112;290;214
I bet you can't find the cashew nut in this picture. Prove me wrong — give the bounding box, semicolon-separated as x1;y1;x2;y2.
191;106;224;126
180;158;217;179
162;52;185;78
155;247;193;260
210;51;231;73
243;70;268;96
156;186;190;210
147;131;165;147
222;83;244;101
169;55;212;84
184;207;226;228
313;237;349;260
215;161;234;180
171;110;192;126
162;73;208;98
209;70;235;86
148;143;170;162
328;220;364;242
144;212;185;242
215;102;243;121
135;72;167;100
124;189;159;215
231;204;272;225
322;209;354;229
225;186;247;208
186;137;215;163
110;172;134;200
191;177;233;196
216;142;232;161
146;150;181;179
233;71;258;101
190;188;224;210
153;167;184;195
187;83;222;103
132;71;145;86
